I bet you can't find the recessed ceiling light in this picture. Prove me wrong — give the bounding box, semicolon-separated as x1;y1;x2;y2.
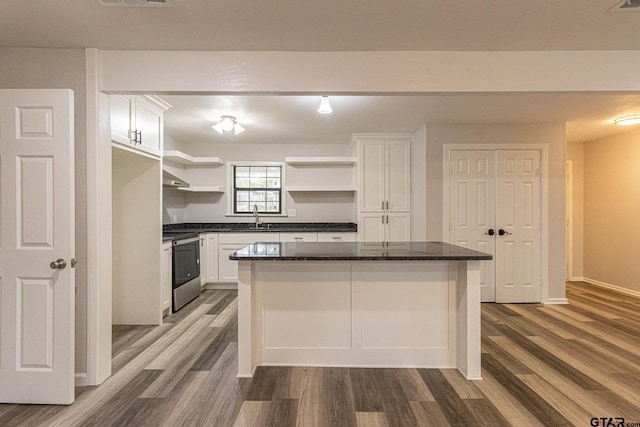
614;115;640;126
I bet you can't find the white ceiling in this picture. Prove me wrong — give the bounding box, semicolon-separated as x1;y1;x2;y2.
2;0;640;51
162;93;640;145
3;0;640;143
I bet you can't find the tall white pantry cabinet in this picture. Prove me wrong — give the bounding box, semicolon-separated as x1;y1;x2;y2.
356;135;411;244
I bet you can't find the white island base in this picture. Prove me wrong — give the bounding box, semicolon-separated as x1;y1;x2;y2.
237;259;481;380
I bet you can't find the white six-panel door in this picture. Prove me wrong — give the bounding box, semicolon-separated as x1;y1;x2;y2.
448;151;497;302
448;149;542;303
0;89;75;404
495;150;542;303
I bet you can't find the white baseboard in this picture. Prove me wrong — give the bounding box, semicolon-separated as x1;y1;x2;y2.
75;373;88;387
205;283;238;290
582;277;640;298
543;297;569;305
569;276;585;282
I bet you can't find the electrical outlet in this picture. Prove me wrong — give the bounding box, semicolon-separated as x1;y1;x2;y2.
288;209;297;217
172;214;178;223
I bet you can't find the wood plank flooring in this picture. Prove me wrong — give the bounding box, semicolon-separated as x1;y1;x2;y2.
1;282;640;426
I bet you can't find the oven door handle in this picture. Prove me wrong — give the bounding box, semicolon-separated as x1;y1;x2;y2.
173;236;201;246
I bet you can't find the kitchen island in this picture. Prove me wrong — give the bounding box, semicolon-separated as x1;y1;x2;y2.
230;241;492;380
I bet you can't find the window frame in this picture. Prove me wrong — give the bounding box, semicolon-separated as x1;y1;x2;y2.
226;161;287;216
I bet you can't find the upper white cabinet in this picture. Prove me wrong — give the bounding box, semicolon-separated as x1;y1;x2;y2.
357;137;411;213
111;95;171;158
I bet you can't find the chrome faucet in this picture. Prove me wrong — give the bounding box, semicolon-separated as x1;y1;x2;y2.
253;204;262;228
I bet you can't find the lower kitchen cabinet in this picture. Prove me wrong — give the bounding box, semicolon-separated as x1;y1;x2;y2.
279;232;318;242
317;232;357;242
358;212;410;245
161;241;172;316
199;234;208;287
204;233;219;283
218;233;280;283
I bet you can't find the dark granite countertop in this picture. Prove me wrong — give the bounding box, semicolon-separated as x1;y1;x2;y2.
229;241;493;261
163;222;357;235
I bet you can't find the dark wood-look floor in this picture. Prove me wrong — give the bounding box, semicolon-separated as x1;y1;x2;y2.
2;282;640;426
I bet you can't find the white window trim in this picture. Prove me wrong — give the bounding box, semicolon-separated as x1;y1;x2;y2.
226;161;288;217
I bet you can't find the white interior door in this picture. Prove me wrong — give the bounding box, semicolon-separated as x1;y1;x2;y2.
448;151;496;302
0;89;75;404
448;149;542;303
495;150;542;303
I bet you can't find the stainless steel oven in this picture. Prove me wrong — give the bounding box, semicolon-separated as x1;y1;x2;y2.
172;235;201;312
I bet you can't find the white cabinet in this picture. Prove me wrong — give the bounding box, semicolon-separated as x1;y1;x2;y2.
205;233;219;283
161;242;172;316
356;135;411;243
357;137;411;213
218;233;280;283
218;244;246;283
358;213;411;245
279;232;318;242
110;95;170;158
199;233;220;285
199;234;208;286
317;232;357;242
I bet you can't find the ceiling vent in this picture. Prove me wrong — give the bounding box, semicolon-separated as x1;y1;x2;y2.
610;0;640;12
97;0;174;7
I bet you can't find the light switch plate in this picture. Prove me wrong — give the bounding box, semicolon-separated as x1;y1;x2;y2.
288;209;297;217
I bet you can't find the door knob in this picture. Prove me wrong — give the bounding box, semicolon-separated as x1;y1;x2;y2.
498;229;512;236
50;258;67;270
485;229;495;236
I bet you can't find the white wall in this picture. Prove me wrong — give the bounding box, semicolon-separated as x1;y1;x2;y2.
112;147;162;324
411;126;427;240
0;47;89;374
583;128;640;294
424;123;567;301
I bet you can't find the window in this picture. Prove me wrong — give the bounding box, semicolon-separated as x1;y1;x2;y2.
233;165;282;214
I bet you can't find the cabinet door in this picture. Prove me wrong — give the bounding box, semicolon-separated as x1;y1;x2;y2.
110;95;134;145
279;233;318;242
358;213;386;244
206;234;219;283
386;213;411;243
358;140;385;212
199;235;208;286
161;243;172;315
386;140;411;212
317;233;357;242
135;97;163;156
218;244;245;282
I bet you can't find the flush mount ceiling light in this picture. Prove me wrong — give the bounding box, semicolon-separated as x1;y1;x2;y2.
212;115;245;135
614;115;640;126
318;96;332;114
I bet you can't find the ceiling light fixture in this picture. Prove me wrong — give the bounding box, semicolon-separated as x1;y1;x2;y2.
614;114;640;126
212;115;245;135
318;96;332;114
